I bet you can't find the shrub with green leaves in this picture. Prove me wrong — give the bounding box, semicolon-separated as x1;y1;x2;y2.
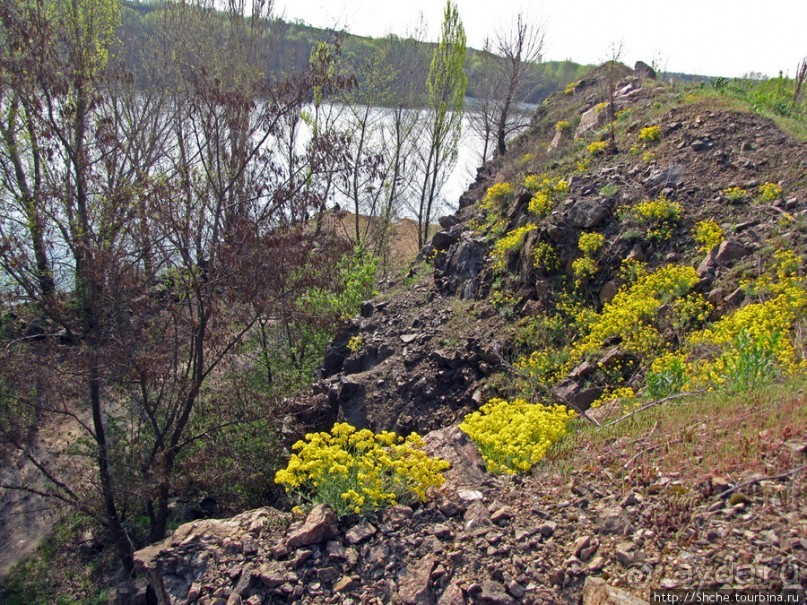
723;330;781;393
600;183;619;198
646;352;689;398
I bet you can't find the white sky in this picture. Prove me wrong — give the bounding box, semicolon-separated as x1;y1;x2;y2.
273;0;807;79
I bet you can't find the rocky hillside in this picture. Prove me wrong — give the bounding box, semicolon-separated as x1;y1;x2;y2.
127;63;807;604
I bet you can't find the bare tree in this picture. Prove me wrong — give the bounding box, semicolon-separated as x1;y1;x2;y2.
0;0;355;578
492;13;544;156
467;38;499;164
793;56;807;114
602;41;624;153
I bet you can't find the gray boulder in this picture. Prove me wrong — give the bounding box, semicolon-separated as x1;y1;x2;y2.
566;199;610;228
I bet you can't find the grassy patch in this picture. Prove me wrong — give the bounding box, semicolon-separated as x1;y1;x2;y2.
544;377;807;485
0;515;114;605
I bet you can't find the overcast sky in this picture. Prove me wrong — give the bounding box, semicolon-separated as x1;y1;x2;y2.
272;0;806;79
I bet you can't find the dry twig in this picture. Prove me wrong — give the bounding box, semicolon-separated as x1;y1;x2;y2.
715;464;807;500
601;390;706;428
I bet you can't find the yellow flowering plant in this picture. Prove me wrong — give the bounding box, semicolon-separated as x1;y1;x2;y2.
524;173;568;219
572;265;700;361
590;387;637;411
578;232;605;256
491;224;537;272
645;249;806;393
630;197;682;241
693;220;724;254
481;182;515;209
477;182;516;236
572;232;605;286
515;348;570;387
275;423;450;516
618;258;647;285
638;125;661;142
460;398;576;474
757;182;782;202
346;334;364;354
723;186;749;203
587;141;608;155
532;242;560;272
572;256;598;284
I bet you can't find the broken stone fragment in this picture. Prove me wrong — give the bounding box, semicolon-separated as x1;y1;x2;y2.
478;580;514;604
285;504;338;549
334;575;359;593
438;582;466;605
464;500;492;531
398;553;437;605
583;576;649;604
258;562;286;588
344;520;377;545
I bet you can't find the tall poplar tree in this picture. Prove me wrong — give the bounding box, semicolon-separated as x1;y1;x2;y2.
415;0;467;248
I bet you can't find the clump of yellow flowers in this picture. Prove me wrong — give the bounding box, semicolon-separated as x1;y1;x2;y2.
274;423;450;516
630;197;682;241
692;220;724;254
757;182;782;202
491;224;537;272
645;250;806;393
687;249;806;380
524;173;568;218
572;264;700;361
587;141;608;155
481;182;515;210
578;232;605;256
460;398;576;474
573;231;605;286
638;125;661;142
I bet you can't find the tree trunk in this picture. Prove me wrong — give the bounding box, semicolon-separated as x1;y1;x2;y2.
89;361;135;575
496;96;512;156
1;98;55;297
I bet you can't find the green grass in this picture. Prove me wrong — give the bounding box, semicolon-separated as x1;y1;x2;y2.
677;86;807;142
542;376;807;484
0;515;113;605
